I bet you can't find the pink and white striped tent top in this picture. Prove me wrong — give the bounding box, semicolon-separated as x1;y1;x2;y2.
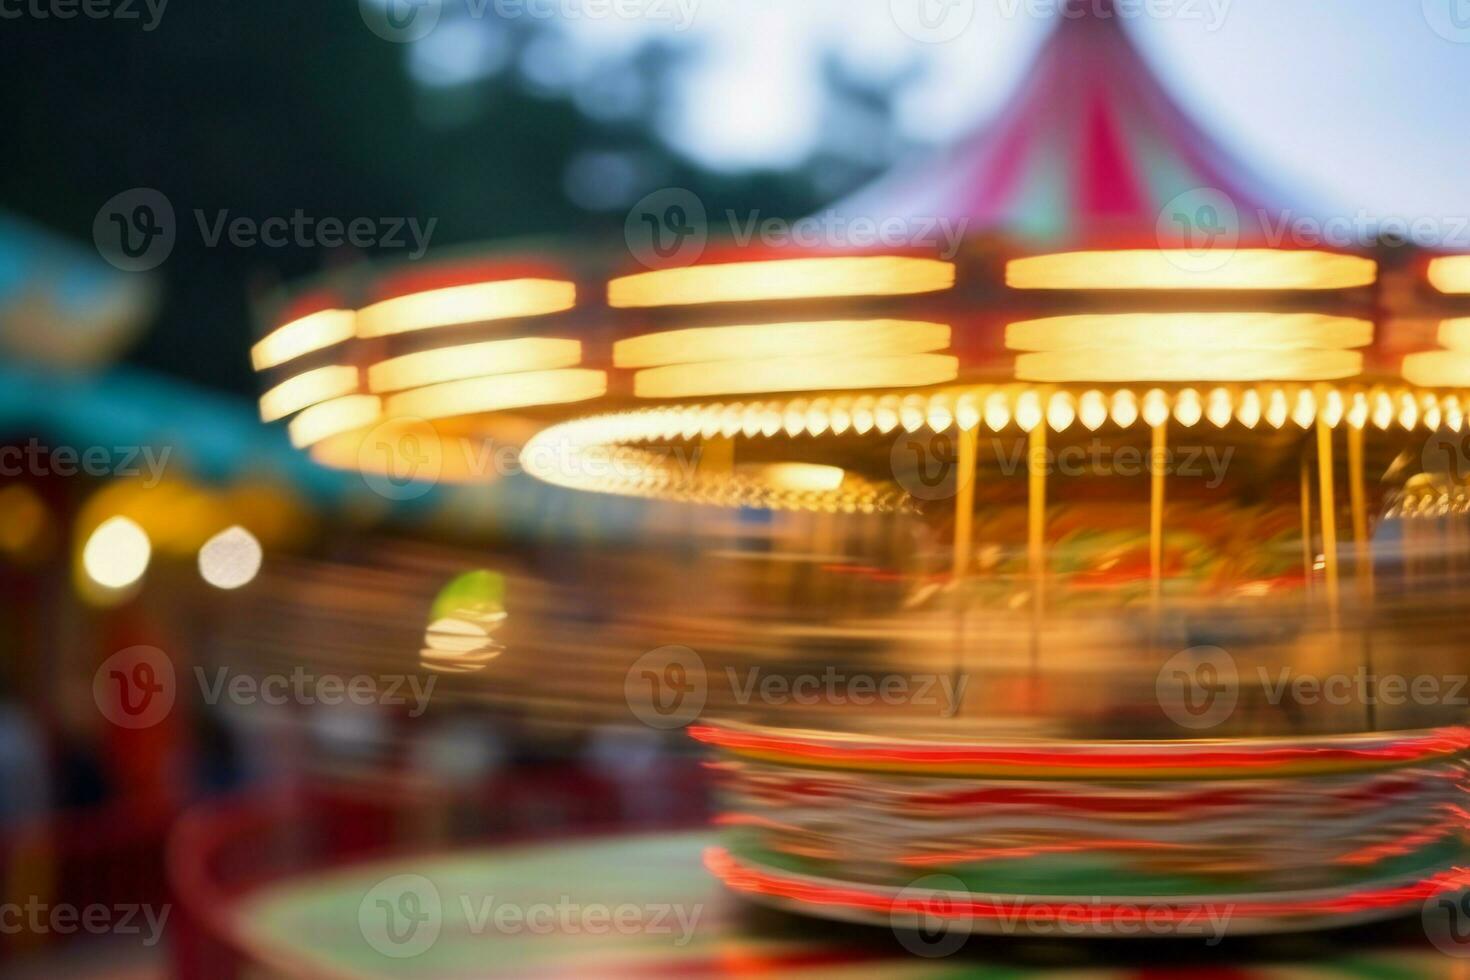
830;0;1292;248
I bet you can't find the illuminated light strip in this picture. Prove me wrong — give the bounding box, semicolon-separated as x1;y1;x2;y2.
614;319;950;368
1336;810;1468;867
1403;350;1470;387
634;354;958;399
519;425;914;515
704;848;1470;923
251;308;356;370
367;337;582;393
607;256;955;309
1005;313;1372;352
1014;350;1363;383
688;724;1470;777
732;777;1449;825
758;463;845;493
896;839;1186;867
1006;250;1377;291
384;368;606;420
356;278;576;337
519;383;1470;508
286;394;381;449
532;386;1465;448
1428;256;1470;294
1441;318;1470;350
896;770;1438;811
258;365;359;422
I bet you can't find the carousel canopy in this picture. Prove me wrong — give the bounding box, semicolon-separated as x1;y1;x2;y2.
831;0;1296;246
0;212;155;369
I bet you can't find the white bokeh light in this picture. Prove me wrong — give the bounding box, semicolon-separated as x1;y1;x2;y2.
198;525;263;590
82;516;152;590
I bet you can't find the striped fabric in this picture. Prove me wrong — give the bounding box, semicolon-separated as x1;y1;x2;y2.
830;1;1289;247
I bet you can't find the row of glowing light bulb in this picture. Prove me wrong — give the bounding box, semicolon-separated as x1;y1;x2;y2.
530;385;1467;453
1388;492;1470;519
257;250;1470;457
81;517;263;593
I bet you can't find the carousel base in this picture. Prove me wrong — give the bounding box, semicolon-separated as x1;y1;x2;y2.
694;722;1470;940
706;846;1465;938
228;831;1465;977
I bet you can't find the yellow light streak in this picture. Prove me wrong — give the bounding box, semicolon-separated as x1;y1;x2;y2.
287;394;382;448
368;337;582;393
1014;349;1362;383
258;365;359;422
385;369;606;420
356;279;575;337
1006;250;1376;291
251;309;356;370
632;354;957;399
1427;256;1470;294
1005;313;1371;351
607;256;955;308
614;319;950;368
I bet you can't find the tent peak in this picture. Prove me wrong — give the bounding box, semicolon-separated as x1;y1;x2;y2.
1063;0;1120;19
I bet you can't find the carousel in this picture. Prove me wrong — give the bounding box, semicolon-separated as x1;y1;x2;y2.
227;2;1470;974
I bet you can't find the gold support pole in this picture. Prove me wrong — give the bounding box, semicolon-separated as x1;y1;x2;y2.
952;427;978;582
950;426;979;719
1028;425;1047;609
1316;418;1340;629
1346;422;1376;730
1347;426;1372;594
1300;453;1314;594
1150;422;1167;605
1028;424;1048;680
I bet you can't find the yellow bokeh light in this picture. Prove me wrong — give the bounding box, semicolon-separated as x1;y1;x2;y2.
82;516;151;590
1427;257;1470;294
1403;350;1470;388
1006;250;1376;291
356;279;576;337
1014;349;1363;383
368;337;582;393
251;309;357;371
385;369;607;420
757;463;846;493
1437;318;1470;350
287;394;382;449
258;365;360;422
0;484;47;557
1005;313;1371;351
614;319;950;368
608;256;955;309
632;354;958;399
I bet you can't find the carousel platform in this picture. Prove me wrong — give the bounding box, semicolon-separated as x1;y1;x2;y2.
221;830;1462;978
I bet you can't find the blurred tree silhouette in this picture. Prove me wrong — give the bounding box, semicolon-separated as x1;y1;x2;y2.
1;0;906;395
